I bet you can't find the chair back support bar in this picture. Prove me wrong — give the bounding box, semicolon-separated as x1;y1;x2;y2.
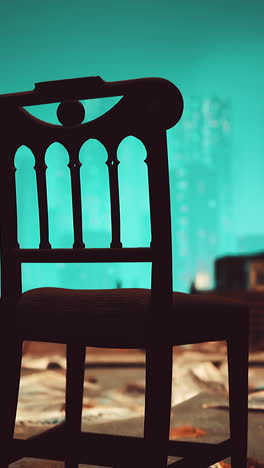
0;77;183;307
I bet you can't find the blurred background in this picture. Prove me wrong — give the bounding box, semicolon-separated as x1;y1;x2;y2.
1;0;264;293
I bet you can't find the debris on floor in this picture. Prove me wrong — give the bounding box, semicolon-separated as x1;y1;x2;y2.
169;425;208;439
11;342;264;466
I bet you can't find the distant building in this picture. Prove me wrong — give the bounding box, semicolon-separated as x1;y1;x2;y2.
168;96;233;292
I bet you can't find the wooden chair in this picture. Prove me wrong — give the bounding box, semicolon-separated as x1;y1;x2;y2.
0;76;249;467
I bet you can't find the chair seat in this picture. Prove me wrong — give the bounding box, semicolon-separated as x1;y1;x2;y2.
15;287;248;347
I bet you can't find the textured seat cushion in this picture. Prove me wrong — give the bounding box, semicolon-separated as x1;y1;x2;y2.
15;287;248;347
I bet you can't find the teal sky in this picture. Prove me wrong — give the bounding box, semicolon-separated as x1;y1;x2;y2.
1;0;264;237
1;0;264;290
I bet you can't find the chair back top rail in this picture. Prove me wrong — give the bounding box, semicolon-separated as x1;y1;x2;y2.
0;77;182;121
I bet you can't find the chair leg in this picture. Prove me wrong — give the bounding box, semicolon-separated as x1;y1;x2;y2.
227;321;249;468
64;343;86;468
143;345;173;468
0;337;23;467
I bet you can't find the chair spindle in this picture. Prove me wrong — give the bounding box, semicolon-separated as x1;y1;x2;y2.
34;149;51;249
106;147;122;248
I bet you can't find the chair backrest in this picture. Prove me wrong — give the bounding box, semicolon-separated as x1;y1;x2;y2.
0;76;183;328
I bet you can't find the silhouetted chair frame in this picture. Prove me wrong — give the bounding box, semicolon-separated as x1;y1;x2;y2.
0;76;248;467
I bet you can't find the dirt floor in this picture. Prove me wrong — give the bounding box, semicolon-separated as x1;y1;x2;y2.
9;341;264;467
